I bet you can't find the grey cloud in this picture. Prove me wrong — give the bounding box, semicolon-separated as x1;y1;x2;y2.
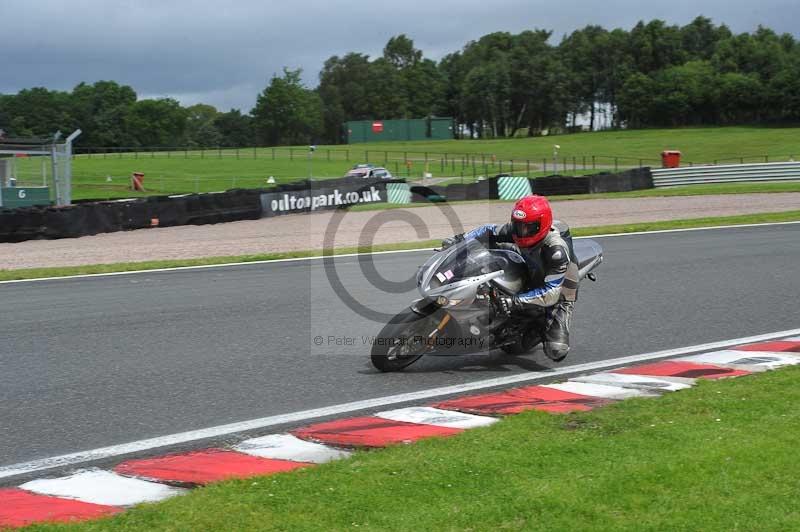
1;0;798;111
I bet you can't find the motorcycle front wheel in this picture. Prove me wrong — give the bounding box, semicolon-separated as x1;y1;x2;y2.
370;308;451;372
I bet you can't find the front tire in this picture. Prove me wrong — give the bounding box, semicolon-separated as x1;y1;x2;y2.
370;308;448;372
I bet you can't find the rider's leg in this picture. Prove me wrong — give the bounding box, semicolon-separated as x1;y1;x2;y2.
543;299;574;361
543;263;578;362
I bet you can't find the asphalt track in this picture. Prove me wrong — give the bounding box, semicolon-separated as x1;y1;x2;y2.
1;224;799;471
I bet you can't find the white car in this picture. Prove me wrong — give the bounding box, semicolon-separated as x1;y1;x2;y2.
344;164;393;179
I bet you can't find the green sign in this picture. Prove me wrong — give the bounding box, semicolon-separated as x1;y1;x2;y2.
1;187;52;208
497;176;533;200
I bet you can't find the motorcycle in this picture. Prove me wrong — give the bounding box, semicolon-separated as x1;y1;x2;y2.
370;223;603;372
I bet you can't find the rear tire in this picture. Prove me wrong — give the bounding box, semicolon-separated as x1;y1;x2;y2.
370;308;448;372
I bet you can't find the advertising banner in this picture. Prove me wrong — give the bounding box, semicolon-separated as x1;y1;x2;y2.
260;181;388;217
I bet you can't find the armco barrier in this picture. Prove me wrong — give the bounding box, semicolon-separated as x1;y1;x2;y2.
651;161;800;187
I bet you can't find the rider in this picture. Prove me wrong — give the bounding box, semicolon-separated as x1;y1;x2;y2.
441;195;578;361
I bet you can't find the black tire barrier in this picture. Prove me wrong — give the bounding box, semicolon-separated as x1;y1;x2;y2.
409;178;495;203
589;167;654;193
0;178;391;242
0;170;653;243
530;175;591;196
410;169;652;204
0;190;264;242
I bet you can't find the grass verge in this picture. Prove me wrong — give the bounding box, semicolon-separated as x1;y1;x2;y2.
349;181;800;211
2;210;799;282
31;364;800;531
17;125;799;199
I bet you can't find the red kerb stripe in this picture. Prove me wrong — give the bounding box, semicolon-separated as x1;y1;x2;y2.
115;449;309;485
0;488;120;528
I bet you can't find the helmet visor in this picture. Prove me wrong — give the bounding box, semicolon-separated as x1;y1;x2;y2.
512;220;541;238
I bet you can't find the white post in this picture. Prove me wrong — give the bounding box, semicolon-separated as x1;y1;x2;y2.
63;129;82;206
51;141;61;206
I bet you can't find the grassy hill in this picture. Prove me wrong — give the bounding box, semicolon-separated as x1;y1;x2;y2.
13;126;798;200
338;125;800;163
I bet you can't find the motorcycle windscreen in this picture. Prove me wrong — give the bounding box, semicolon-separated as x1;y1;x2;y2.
422;240;525;291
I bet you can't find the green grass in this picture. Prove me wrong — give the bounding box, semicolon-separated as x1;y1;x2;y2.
352;125;800;163
30;363;800;531
349;181;800;211
554;180;800;199
3;210;798;282
13;125;800;200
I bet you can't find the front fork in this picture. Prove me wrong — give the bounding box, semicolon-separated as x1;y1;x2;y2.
409;299;458;351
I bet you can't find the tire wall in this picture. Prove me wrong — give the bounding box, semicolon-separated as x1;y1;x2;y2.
0;178;390;243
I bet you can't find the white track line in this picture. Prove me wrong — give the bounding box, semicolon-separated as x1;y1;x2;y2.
2;221;798;285
1;327;797;481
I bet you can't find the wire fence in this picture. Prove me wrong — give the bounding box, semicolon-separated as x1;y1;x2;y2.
73;144;800;167
63;145;800;199
75;147;660;169
72;145;666;173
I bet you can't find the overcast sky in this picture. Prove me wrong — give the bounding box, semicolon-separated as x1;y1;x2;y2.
2;0;798;112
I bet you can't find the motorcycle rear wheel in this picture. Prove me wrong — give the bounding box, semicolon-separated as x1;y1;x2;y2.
370;308;447;372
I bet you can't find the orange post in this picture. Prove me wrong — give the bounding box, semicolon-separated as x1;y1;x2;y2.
131;172;145;191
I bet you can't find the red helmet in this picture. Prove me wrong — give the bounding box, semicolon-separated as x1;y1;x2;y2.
510;195;553;248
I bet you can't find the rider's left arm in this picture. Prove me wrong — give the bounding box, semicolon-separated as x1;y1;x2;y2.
463;223;515;245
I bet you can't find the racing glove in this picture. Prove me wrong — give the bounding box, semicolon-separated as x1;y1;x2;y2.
497;294;519;316
441;233;464;250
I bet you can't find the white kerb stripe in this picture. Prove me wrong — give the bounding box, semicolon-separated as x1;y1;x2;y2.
375;406;498;429
544;381;657;399
570;372;695;392
2;327;798;481
678;350;800;371
20;469;185;506
783;336;800;341
234;434;350;464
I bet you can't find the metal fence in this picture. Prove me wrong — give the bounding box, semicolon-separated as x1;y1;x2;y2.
73;145;658;173
1;130;81;205
652;161;800;187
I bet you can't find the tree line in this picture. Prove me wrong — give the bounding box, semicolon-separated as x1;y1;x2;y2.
1;17;799;147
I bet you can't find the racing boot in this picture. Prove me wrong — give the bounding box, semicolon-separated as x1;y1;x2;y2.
543;299;574;362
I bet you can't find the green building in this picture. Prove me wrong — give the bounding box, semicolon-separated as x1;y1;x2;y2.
344;117;454;144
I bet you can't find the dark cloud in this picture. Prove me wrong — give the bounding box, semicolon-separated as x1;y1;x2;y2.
1;0;797;111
